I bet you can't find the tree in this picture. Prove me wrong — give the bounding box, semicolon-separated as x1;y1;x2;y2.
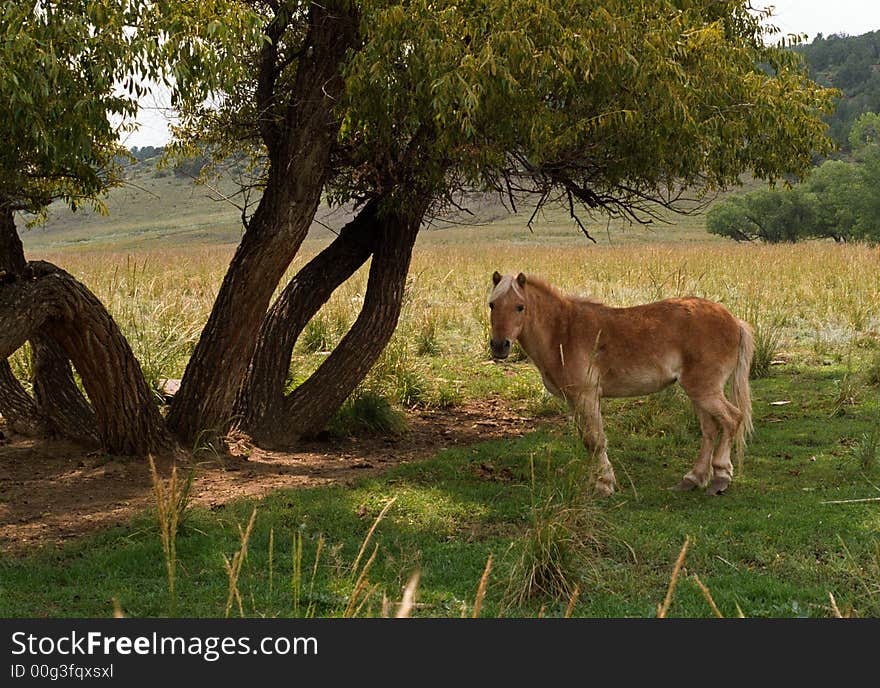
172;0;836;446
849;112;880;154
0;1;170;451
853;148;880;241
2;1;838;455
805;160;863;241
706;188;819;243
709;114;880;244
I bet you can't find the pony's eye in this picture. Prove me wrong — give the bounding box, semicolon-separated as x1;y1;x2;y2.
516;304;525;312
489;303;495;310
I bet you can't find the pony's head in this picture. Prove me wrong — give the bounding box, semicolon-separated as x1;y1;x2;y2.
488;271;528;359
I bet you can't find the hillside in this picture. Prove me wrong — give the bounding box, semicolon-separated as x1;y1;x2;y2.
22;153;736;252
793;29;880;150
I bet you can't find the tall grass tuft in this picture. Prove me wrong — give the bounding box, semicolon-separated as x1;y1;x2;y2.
831;362;862;417
148;456;195;616
745;306;786;379
329;389;408;437
415;313;441;356
223;507;258;618
8;343;33;391
839;538;880;617
502;453;604;607
850;421;879;470
299;315;336;354
343;498;397;617
865;350;880;387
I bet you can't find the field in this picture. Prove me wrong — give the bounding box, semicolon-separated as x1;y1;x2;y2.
2;178;880;618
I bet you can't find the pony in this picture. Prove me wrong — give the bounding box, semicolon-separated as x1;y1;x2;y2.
488;271;754;496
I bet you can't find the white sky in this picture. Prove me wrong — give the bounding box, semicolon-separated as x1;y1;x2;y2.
754;1;880;41
122;2;880;148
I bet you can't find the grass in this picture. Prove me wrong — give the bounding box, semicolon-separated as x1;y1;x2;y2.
6;182;880;617
2;363;879;618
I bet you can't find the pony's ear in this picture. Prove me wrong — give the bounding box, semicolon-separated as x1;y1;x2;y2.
492;271;502;286
516;272;527;287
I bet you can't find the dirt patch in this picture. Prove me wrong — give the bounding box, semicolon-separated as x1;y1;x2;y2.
0;400;563;556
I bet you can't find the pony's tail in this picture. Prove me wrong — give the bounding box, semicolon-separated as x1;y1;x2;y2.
731;319;755;468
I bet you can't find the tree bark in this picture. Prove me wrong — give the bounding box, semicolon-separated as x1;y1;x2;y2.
31;336;99;446
0;205;98;444
0;359;45;436
0;206;26;275
0;262;173;455
0;207;42;434
249;201;426;447
166;3;359;446
234;198;382;433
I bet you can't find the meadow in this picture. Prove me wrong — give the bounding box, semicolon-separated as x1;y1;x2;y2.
3;201;880;618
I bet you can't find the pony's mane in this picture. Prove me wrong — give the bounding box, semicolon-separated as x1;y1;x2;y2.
520;274;603;305
489;274;524;302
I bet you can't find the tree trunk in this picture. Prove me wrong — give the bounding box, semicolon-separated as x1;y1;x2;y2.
31;336;99;446
0;360;45;436
234;199;382;433
0;206;40;434
250;202;425;447
0;261;173;455
0;206;26;275
166;3;358;446
0;206;98;444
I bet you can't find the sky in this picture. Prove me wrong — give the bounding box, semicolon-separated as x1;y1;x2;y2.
753;1;880;41
122;2;880;148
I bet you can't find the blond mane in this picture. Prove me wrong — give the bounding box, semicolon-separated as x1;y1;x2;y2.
519;274;603;306
489;274;524;302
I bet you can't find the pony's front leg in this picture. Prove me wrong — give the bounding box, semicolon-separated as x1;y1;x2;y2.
574;393;617;497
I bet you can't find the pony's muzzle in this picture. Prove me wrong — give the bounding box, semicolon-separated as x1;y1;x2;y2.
490;338;512;359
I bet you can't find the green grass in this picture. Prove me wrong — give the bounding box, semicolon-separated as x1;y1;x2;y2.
2;363;879;618
9;164;880;618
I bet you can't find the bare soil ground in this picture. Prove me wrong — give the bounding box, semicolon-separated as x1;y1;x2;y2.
0;400;561;556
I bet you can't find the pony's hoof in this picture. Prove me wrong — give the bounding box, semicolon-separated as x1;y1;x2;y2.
670;477;699;492
594;481;616;498
705;477;730;496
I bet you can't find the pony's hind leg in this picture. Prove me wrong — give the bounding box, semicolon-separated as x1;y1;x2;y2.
671;407;718;491
573;392;616;496
693;394;742;495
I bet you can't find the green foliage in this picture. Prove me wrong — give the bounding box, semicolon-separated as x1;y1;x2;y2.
849;112;880;154
168;1;835;222
707;188;818;243
803;159;863;239
328;389;408;437
0;1;140;215
794;31;880;151
708;116;880;244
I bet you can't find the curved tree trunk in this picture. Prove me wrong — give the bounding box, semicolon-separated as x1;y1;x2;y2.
0;206;97;443
234;198;382;432
0;206;40;434
0;360;45;436
0;262;173;455
31;336;99;446
249;202;425;448
166;3;359;446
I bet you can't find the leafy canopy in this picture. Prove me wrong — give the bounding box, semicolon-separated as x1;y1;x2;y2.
0;1;147;215
0;1;260;219
708;114;880;243
161;2;839;222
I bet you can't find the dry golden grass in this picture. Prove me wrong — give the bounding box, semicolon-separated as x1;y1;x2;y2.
18;237;878;411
